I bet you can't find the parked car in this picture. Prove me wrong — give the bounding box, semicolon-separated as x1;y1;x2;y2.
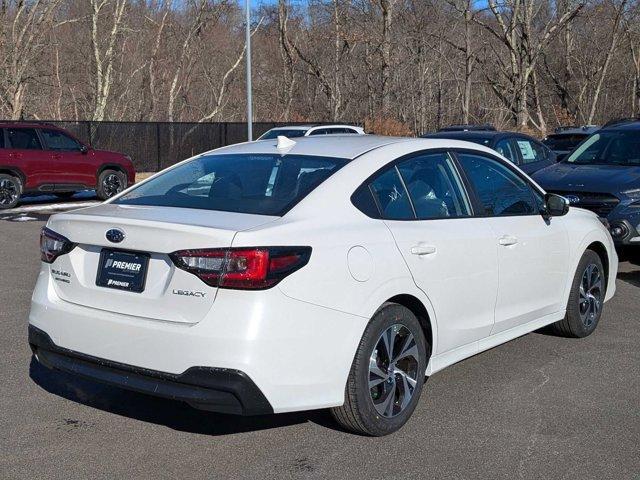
0;122;135;209
542;125;600;161
421;125;556;175
533;118;640;246
29;135;616;436
257;124;365;140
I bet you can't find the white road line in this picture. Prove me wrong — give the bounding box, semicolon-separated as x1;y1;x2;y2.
1;201;100;215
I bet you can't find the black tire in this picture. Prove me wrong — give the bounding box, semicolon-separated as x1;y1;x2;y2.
331;303;428;436
549;249;605;338
97;169;127;200
55;192;76;199
0;174;22;209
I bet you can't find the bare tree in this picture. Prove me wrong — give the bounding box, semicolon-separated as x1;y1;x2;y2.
90;0;127;121
0;0;63;119
472;0;586;129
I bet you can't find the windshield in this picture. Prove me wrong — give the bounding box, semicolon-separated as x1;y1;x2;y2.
114;153;348;216
566;131;640;165
258;129;307;140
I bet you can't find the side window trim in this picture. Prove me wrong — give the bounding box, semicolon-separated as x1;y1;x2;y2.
351;148;479;221
393;165;417;218
449;148;543;218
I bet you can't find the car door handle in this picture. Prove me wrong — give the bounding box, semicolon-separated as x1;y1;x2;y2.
410;245;437;256
498;235;518;246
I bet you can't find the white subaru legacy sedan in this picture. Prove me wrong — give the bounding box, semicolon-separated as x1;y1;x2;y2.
29;135;617;436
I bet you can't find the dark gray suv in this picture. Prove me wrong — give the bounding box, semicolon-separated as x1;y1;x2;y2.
533;118;640;245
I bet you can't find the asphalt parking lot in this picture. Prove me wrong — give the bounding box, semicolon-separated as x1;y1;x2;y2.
1;215;639;480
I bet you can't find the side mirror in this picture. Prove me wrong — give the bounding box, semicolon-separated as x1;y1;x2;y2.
544;193;569;217
79;145;89;154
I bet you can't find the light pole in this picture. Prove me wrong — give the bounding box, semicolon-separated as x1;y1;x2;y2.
245;0;253;141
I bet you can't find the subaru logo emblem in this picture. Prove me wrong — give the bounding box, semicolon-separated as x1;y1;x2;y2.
565;195;580;204
106;228;125;243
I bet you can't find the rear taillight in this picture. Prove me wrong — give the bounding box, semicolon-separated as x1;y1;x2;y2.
40;227;75;263
169;247;312;290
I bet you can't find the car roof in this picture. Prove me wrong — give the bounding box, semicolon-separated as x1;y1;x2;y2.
0;121;59;129
267;125;312;132
266;124;361;132
601;121;640;131
422;131;503;140
548;126;599;136
205;135;497;160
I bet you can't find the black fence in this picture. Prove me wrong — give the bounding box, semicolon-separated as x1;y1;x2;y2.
32;121;323;172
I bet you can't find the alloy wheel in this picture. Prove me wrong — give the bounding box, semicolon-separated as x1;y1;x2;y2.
368;323;420;418
0;178;19;206
103;173;123;198
579;263;603;328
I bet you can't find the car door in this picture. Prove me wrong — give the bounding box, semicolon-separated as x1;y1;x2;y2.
455;151;569;334
39;129;95;188
5;127;50;189
0;128;9;166
368;151;498;355
513;136;555;175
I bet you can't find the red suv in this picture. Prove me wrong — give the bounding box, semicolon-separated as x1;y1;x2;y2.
0;122;135;209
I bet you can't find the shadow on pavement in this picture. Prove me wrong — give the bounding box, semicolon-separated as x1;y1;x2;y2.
29;357;340;436
617;269;640;288
20;191;97;206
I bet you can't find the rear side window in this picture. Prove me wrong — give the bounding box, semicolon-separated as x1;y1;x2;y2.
114;154;347;216
396;152;471;219
41;129;81;150
0;129;4;148
515;138;547;164
457;153;538;216
7;128;42;150
369;167;414;220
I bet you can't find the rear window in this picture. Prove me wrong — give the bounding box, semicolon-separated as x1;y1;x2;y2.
114;153;348;216
543;134;589;151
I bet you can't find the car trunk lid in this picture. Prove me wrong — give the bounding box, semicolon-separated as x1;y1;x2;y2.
46;204;278;324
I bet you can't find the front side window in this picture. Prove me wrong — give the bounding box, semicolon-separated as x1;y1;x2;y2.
494;138;518;165
369;167;414;220
115;153;347;216
396;152;471;219
0;129;4;149
41;129;82;151
457;153;538;216
6;128;42;150
566;131;640;165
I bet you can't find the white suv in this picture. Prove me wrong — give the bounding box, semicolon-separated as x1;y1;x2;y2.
257;124;364;140
29;135;617;436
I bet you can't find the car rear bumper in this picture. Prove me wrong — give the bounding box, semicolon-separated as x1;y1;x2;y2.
29;325;272;415
28;266;368;413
